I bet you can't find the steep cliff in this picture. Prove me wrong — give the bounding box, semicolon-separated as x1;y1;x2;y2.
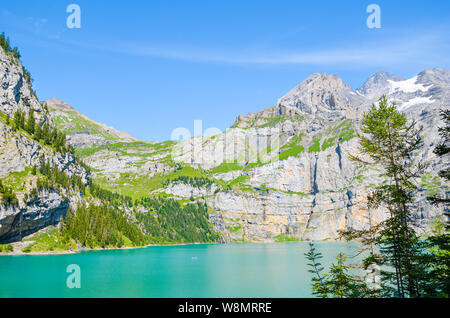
0;40;89;243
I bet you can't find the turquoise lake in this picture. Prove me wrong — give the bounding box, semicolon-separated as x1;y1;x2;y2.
0;242;362;298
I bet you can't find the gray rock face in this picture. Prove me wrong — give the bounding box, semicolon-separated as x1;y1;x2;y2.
175;69;449;241
0;47;90;243
276;73;367;119
205;134;444;241
356;71;405;99
0;190;70;243
0;123;89;184
155;182;219;198
0;49;46;118
45;99;74;111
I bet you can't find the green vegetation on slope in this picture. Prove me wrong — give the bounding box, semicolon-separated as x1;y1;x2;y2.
75;140;175;158
278;133;305;160
0;179;18;207
208;161;243;174
331;119;356;144
308;137;321;153
61;204;146;248
421;172;443;197
231;111;304;129
73;180;220;247
23;226;77;253
258;114;304;128
274;233;300;242
34;159;86;195
0;243;13;253
94;164;210;198
162;175;215;189
9;108;73;154
321;137;336;151
51;109;119;141
135;199;220;243
306;119;356;153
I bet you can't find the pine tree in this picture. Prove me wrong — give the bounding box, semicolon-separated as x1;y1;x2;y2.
42;122;50;144
323;253;366;298
420;109;450;297
13;110;24;130
428;109;450;211
349;95;428;298
33;121;42;141
12;47;20;59
26;109;35;134
0;179;19;207
305;243;367;298
304;242;328;297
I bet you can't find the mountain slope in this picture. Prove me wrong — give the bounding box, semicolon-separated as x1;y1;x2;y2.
356;71;405;99
0;35;223;249
66;68;449;242
0;41;90;242
0;43;219;247
47;98;138;148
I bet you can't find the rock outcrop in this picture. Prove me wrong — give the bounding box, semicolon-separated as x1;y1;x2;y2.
0;46;89;243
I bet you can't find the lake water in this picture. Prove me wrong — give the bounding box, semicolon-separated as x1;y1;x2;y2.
0;242;362;298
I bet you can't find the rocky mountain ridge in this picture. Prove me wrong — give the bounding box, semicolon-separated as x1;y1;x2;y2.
54;67;449;242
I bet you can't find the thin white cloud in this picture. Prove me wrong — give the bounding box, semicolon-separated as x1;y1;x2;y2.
70;29;448;67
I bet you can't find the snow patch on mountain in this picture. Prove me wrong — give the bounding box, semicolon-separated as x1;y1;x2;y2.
388;76;431;94
398;96;435;111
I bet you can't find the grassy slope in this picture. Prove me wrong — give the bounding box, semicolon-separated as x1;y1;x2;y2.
50;108;120;141
22;226;77;253
78;117;360;199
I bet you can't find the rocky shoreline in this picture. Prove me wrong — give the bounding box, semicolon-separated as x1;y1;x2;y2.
0;241;223;256
0;239;349;256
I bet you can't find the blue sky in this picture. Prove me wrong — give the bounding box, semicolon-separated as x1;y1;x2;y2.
1;1;449;141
